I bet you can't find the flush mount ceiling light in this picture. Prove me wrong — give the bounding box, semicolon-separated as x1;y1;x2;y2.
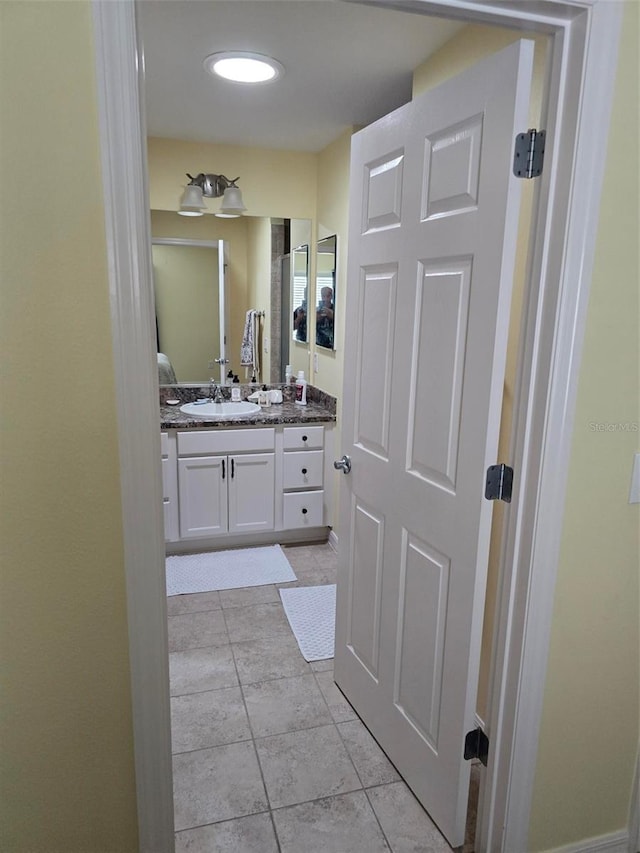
203;51;284;84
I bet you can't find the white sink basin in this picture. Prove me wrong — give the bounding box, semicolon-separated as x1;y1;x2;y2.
180;401;261;419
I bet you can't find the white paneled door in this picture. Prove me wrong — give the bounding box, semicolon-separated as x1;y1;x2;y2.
334;41;534;848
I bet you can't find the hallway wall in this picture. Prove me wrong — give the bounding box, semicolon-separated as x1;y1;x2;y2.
0;2;138;850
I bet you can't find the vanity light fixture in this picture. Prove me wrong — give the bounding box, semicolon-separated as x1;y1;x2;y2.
178;173;247;218
203;51;284;84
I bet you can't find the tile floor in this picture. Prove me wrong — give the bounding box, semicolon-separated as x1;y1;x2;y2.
167;541;478;852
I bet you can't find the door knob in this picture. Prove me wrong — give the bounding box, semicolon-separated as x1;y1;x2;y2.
333;454;351;474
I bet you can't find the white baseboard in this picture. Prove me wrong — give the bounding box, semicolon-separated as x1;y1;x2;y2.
328;529;339;552
541;830;629;853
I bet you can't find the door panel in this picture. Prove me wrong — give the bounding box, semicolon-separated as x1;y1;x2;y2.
423;114;483;219
363;150;405;232
394;532;450;752
335;40;534;847
407;257;472;492
347;500;384;679
354;266;397;459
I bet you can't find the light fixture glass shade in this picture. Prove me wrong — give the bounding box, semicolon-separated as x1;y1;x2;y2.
204;52;284;84
216;186;247;218
178;184;207;216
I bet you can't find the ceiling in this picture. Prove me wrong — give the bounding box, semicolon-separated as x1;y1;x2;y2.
138;0;463;153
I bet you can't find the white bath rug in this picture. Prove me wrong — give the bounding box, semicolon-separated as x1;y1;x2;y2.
166;545;296;596
279;584;336;661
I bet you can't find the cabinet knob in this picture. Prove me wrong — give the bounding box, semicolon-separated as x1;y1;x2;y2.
301;507;308;515
301;468;308;475
302;435;308;442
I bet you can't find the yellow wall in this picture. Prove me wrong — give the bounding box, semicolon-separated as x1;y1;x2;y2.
314;128;354;399
148;136;317;221
0;2;138;851
152;243;220;382
529;1;639;846
312;129;356;525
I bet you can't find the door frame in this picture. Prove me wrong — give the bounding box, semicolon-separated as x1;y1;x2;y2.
151;237;227;383
90;1;623;851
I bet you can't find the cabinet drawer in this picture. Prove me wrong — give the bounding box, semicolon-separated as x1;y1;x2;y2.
283;490;324;529
177;428;275;456
283;425;324;450
283;451;324;489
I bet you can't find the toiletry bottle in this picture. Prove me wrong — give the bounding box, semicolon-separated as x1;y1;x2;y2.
231;375;241;402
226;369;234;386
260;384;271;408
295;370;307;405
285;364;293;384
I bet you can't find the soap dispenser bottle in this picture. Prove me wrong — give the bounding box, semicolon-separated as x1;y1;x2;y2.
231;375;241;402
295;370;307;405
259;384;271;408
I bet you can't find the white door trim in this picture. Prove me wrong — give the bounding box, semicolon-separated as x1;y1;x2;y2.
91;3;174;851
90;1;623;851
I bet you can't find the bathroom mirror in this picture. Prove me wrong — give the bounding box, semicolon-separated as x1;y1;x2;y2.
151;210;311;384
292;243;309;345
315;235;337;350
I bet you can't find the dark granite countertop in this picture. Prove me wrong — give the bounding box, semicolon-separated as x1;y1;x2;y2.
160;383;337;431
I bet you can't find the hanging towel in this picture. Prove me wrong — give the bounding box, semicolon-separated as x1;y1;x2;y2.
240;309;260;379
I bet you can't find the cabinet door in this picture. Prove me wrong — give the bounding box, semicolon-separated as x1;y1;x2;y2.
178;455;228;538
228;453;275;534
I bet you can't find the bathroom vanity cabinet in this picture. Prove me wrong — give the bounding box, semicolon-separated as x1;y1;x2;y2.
161;421;333;549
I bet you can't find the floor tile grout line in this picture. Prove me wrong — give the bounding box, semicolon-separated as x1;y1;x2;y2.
267;786;394;817
168;639;230;654
167;606;223;616
227;627;279;822
170;682;241;699
171;733;254;757
307;668;366;791
362;787;396;853
174;806;275;838
311;666;359;725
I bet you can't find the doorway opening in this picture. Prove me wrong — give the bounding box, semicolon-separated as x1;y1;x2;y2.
92;1;624;850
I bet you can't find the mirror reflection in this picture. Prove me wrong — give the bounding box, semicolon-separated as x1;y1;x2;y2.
152;239;225;385
150;210;311;384
292;244;309;344
315;235;337;350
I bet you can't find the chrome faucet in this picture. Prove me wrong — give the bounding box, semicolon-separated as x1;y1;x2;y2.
209;379;223;403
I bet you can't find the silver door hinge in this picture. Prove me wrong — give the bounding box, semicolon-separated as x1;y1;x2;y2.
513;128;546;178
485;464;514;503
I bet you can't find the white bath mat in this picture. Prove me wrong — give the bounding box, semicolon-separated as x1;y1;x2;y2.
166;545;296;596
279;584;336;661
